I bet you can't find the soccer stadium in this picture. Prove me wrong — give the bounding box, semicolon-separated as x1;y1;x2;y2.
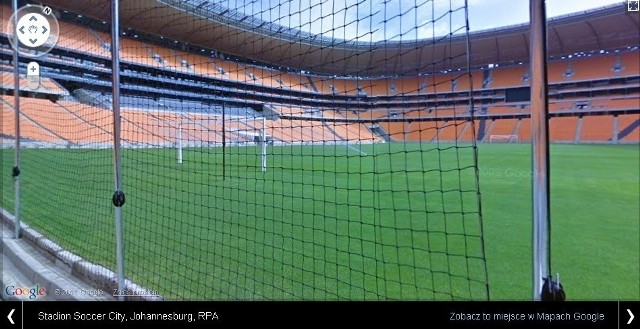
1;0;639;303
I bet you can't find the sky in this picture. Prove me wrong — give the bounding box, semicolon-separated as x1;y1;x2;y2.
217;0;624;41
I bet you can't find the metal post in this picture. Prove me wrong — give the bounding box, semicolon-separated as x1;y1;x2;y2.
465;0;490;300
222;103;226;180
261;117;267;172
12;0;21;239
177;121;183;164
110;0;126;301
530;0;551;301
612;116;619;144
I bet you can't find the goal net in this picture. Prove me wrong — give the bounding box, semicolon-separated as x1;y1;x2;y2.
489;135;519;143
169;115;269;171
3;0;489;301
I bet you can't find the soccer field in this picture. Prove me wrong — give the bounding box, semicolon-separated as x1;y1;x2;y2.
1;143;638;300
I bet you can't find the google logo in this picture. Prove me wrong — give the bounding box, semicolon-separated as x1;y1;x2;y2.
5;285;47;300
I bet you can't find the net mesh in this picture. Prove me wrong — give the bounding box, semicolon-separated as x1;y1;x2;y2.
1;2;116;282
2;0;489;300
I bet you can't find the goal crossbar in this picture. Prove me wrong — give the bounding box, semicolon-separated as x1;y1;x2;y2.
489;135;519;143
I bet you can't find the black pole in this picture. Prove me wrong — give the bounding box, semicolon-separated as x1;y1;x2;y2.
12;0;21;239
110;0;126;301
530;0;560;301
222;102;226;180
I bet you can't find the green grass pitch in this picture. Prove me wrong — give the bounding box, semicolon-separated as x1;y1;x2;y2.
1;143;638;300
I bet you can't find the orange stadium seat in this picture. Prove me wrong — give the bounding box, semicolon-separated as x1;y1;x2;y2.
283;119;335;142
488;106;523;115
488;119;519;139
215;128;251;143
405;121;439;141
351;109;389;120
325;122;350;142
310;77;358;95
343;123;379;142
457;121;477;142
22;98;110;143
144;44;194;72
358;79;390;96
178;52;223;76
57;21;110;57
206;56;245;82
320;111;351;141
549;117;578;142
57;100;113;136
323;111;381;142
569;55;617;81
580;115;614;142
271;72;294;90
308;77;332;94
617;114;640;142
119;38;162;68
1;97;61;143
312;123;339;142
547;60;570;83
491;66;528;88
267;120;316;142
378;122;408;141
431;108;463;118
454;72;484;91
241;66;284;89
263;122;291;142
188;119;225;144
619;52;640;77
433;121;465;142
277;72;313;92
201;121;224;143
337;110;360;119
2;96;110;144
330;78;358;96
1;71;18;87
274;106;306;115
394;76;423;95
591;98;640;110
375;110;395;119
177;120;222;144
40;79;68;95
548;102;575;112
424;73;457;94
398;109;427;118
120;109;173;144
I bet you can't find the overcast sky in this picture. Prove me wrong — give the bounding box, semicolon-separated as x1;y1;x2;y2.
220;0;623;41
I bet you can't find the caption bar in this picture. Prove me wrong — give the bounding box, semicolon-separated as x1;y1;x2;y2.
0;301;637;328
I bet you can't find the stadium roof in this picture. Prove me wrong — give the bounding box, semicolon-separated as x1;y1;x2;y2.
40;0;640;77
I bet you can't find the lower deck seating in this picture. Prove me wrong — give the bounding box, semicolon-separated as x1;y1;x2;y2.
488;119;519;139
617;115;640;142
2;96;109;144
2;97;60;142
549;117;578;142
580;115;614;142
2;93;636;145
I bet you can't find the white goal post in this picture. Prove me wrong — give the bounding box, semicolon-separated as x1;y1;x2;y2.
230;117;269;173
489;134;519;143
174;115;270;172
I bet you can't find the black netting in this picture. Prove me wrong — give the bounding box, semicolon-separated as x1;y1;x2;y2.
2;0;488;301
